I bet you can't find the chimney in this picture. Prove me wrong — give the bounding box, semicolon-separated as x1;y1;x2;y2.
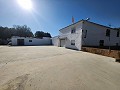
72;16;74;24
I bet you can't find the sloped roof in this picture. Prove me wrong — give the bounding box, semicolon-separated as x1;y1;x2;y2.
59;19;114;31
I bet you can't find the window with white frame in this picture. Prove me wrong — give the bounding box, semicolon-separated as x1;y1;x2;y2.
71;40;75;45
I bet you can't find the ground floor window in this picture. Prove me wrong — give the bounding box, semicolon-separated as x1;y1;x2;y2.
116;43;118;46
71;40;75;45
29;40;32;42
99;40;104;46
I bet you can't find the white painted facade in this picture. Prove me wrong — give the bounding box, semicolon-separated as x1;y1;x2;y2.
82;20;120;47
52;20;120;50
52;36;60;46
11;36;51;46
52;21;83;50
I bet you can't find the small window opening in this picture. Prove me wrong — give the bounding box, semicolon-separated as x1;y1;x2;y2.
71;27;76;33
106;29;110;37
84;30;87;38
71;40;75;45
117;30;119;37
29;40;32;42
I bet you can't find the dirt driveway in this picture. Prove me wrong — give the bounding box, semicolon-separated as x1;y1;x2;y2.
0;46;120;90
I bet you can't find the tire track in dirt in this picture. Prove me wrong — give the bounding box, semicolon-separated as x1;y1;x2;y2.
0;74;30;90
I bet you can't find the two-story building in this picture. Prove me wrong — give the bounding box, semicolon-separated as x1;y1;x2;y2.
52;20;120;50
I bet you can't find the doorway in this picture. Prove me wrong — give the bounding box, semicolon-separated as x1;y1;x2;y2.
60;39;66;47
17;39;24;46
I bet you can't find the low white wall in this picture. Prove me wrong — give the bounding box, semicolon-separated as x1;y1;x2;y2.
52;36;59;46
11;37;52;46
11;37;17;45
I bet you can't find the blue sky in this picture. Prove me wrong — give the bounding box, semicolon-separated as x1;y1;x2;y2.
0;0;120;36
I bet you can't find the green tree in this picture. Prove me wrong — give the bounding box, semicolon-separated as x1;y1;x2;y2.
35;31;51;38
13;25;33;37
0;25;34;44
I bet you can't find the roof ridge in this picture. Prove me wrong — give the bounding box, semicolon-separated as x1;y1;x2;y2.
59;19;114;31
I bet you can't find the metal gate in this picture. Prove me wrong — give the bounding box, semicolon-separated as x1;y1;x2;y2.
60;39;66;47
17;39;24;46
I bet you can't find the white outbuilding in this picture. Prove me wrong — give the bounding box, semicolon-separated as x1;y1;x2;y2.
52;20;120;50
11;36;51;46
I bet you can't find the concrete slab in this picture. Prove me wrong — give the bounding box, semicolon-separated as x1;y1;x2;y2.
0;46;120;90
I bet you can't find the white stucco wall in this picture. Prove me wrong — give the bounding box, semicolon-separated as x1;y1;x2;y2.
52;36;60;46
11;37;51;46
82;21;120;46
59;21;83;50
11;37;17;45
52;20;120;51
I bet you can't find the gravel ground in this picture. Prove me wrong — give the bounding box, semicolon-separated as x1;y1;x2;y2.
0;46;120;90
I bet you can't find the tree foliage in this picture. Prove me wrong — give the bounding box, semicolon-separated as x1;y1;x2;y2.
35;31;51;38
13;25;33;37
0;25;33;40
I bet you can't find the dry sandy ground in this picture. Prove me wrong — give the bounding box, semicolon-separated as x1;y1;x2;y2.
0;46;120;90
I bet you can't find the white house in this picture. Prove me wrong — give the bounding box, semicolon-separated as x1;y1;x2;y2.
52;20;120;50
11;36;51;46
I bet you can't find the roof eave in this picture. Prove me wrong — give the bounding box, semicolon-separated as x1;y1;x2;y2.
59;19;115;31
59;20;84;31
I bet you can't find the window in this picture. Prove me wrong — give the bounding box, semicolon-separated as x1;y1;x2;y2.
117;30;119;37
106;29;110;36
71;27;76;33
71;40;75;45
29;40;32;42
116;43;118;46
99;40;104;46
84;30;87;38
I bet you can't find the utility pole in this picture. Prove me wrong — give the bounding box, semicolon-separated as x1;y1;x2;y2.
108;24;111;52
109;34;111;52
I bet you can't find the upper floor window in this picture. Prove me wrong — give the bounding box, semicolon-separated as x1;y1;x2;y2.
117;30;119;37
84;30;87;38
106;29;110;37
116;43;118;46
71;27;76;33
